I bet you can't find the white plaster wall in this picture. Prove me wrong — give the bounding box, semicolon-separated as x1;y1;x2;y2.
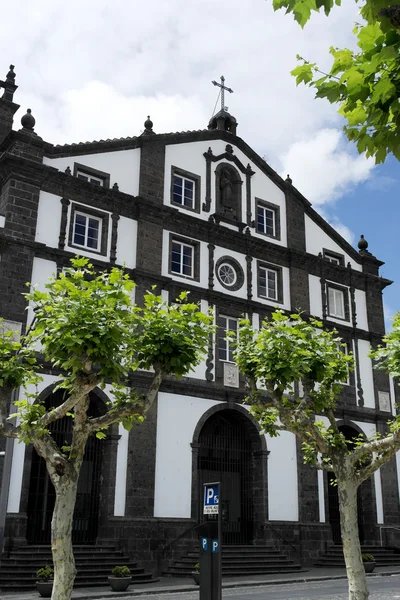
318;469;326;522
304;215;362;271
267;430;299;521
35;192;62;248
251;259;290;310
309;275;323;318
7;374;59;513
154;393;221;518
252;312;260;330
114;425;129;517
354;289;369;332
351;421;384;524
358;340;376;409
0;214;5;228
164;140;287;247
43;149;141;197
115;216;137;269
213;246;247;300
27;258;58;327
188;300;209;380
161;229;208;288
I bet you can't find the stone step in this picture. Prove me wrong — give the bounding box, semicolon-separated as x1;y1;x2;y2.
0;544;156;590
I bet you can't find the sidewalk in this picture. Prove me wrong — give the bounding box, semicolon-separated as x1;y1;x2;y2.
2;566;400;600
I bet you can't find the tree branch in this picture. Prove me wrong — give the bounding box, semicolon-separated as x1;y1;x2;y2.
38;374;99;429
352;431;400;464
87;367;164;433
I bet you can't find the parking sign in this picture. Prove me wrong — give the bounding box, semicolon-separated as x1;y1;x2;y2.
203;483;219;514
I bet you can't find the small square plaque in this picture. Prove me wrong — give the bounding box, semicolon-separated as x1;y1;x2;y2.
0;320;22;342
223;363;239;388
378;391;391;412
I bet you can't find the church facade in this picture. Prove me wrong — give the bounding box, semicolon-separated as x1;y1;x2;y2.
0;65;399;574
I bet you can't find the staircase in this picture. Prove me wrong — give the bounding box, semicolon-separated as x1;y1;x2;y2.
165;544;303;577
0;544;156;590
315;545;400;567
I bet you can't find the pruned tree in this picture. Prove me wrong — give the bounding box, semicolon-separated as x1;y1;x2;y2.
234;311;400;600
273;0;400;163
0;257;214;600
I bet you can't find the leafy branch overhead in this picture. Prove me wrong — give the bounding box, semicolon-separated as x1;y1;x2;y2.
273;0;400;163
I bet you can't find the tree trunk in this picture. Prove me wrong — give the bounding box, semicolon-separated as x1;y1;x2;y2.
337;474;369;600
51;477;78;600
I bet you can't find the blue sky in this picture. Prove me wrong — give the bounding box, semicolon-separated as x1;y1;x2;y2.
0;0;398;325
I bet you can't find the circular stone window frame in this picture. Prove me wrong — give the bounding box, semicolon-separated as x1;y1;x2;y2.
215;256;245;292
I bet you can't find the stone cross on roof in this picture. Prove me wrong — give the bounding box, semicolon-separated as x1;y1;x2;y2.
212;75;234;112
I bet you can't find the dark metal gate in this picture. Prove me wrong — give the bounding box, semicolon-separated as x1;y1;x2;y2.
27;390;104;545
197;410;254;545
328;473;365;544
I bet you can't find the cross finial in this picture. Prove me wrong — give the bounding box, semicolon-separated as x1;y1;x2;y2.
212;75;234;112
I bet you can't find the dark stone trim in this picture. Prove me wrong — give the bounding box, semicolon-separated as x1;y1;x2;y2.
245;165;254;225
167;233;200;282
208;243;215;289
203;148;213;212
110;213;120;265
170;166;201;214
205;331;214;382
246;254;252;301
256;259;284;304
73;162;110;188
68;202;109;257
58;197;70;250
349;266;364;406
253;198;281;241
319;254;327;321
215;256;244;292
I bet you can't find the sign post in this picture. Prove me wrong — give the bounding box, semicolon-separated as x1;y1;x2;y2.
199;482;221;600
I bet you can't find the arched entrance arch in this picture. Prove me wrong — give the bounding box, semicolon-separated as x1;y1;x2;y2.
26;386;108;545
192;405;268;545
327;422;376;544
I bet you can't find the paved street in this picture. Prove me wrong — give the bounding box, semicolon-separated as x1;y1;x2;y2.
116;576;400;600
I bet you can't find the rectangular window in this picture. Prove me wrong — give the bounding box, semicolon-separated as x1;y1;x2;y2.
257;204;275;237
76;171;104;186
324;250;345;266
259;266;278;300
73;212;101;251
171;240;194;278
173;175;195;209
73;162;110;188
328;286;345;318
217;315;238;363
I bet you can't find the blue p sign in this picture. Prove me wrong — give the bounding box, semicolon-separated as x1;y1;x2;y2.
203;483;219;514
212;540;219;553
201;537;208;551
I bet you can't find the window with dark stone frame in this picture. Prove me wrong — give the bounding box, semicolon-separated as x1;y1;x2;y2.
170;166;201;213
68;203;109;256
168;234;200;281
73;162;110;188
326;283;350;321
256;261;284;304
255;199;281;241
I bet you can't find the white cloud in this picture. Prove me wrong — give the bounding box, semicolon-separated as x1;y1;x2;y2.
0;0;376;209
278;129;374;206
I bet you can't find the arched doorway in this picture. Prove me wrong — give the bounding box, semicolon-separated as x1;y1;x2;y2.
327;424;373;544
26;389;106;545
197;408;264;545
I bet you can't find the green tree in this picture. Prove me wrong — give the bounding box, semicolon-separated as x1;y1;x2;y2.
0;257;214;600
234;311;400;600
275;0;400;163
